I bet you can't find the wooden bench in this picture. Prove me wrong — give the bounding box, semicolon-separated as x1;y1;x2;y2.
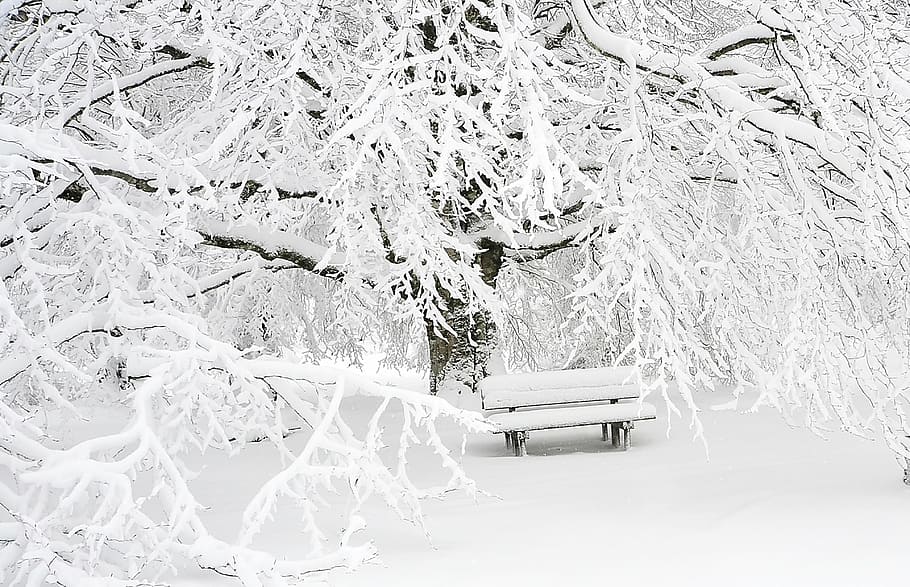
478;367;656;457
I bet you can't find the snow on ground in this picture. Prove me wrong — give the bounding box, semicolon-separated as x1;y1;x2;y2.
329;401;906;586
167;363;908;586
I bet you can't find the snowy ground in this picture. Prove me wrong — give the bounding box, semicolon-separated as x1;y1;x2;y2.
169;364;910;586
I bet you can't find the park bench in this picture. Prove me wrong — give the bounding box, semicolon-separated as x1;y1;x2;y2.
478;367;656;457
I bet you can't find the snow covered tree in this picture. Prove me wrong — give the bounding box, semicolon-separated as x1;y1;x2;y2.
3;0;910;584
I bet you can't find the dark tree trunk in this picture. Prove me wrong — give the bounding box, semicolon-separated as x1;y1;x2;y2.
426;303;497;395
427;239;503;395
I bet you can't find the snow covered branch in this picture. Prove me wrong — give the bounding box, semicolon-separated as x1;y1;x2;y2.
197;221;345;280
59;55;211;126
701;23;790;60
567;0;858;178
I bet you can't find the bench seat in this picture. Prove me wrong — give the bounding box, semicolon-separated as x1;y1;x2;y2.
486;401;657;433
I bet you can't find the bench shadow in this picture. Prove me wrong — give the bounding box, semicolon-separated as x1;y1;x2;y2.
468;425;656;458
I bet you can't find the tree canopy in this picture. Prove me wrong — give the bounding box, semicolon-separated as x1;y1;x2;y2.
2;0;910;583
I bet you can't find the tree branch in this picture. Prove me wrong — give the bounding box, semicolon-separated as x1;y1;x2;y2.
196;221;345;280
701;23;793;60
567;0;859;180
234;179;319;202
59;55;211;126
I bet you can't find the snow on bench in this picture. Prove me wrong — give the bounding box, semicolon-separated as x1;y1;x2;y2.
488;402;657;432
479;366;640;410
478;367;656;456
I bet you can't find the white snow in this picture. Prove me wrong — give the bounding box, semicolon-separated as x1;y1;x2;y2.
152;366;910;587
568;0;860;178
197;219;346;269
482;384;641;410
487;401;656;432
479;367;640;410
700;24;775;58
332;394;907;586
480;366;638;391
56;57;201;124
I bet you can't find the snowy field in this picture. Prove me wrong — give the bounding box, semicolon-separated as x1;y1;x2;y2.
160;365;910;587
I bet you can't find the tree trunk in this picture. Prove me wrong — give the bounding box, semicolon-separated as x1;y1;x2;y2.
426;304;497;395
426;238;503;395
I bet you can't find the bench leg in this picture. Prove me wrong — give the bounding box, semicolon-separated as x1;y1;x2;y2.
601;423;609;442
622;421;631;450
611;423;621;448
505;432;512;450
514;431;527;457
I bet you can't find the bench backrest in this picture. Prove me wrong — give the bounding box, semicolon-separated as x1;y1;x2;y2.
479;366;640;411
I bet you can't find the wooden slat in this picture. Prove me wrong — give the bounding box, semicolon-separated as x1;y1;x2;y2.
481;384;640;411
487;402;657;433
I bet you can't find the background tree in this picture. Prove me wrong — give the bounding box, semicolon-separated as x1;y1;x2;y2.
2;0;910;584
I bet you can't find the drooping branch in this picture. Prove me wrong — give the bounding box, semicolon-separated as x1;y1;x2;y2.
566;0;861;181
1;294;488;584
0;122;321;203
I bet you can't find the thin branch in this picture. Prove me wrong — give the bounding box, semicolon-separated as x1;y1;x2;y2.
59;56;211;126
